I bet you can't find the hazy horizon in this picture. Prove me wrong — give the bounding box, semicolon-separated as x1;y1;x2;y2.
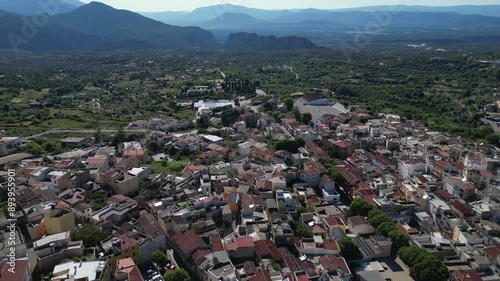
80;0;500;12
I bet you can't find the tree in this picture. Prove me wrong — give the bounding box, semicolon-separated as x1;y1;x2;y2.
21;143;44;156
338;236;363;261
163;268;190;281
148;141;160;152
94;127;102;144
72;224;110;247
368;212;393;229
112;126;126;147
410;255;449;281
284;98;294;111
301;112;312;124
346;198;373;218
296;207;308;217
376;221;397;236
292;107;301;121
150;250;168;266
389;229;410;250
398;247;429;266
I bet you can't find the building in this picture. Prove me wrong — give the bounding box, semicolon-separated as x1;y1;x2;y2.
138;213;166;250
101;235;140;272
34;231;84;270
27;206;76;241
0;137;21;148
348;216;374;235
60;137;91;147
0;259;32;281
0;141;8;156
114;258;144;281
300;93;329;105
51;261;109;281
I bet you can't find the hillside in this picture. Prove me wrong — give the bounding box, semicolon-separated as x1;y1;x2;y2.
200;13;269;29
0;0;84;15
224;32;319;51
54;2;217;48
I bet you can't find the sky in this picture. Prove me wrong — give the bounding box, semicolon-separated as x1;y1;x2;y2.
80;0;500;12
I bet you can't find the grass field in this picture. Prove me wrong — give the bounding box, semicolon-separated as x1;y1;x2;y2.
40;119;88;129
174;109;195;121
150;158;191;175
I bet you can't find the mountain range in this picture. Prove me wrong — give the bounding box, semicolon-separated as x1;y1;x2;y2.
0;2;218;51
0;0;84;15
1;2;500;52
141;4;500;25
139;4;500;46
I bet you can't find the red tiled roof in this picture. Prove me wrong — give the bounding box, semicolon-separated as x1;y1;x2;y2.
254;240;283;261
435;189;453;200
249;268;272;281
116;258;145;281
192;249;212;265
323;238;339;251
87;156;108;165
118;234;138;251
0;259;30;281
451;200;473;216
318;255;351;276
138;213;165;239
348;216;369;226
483;246;500;260
210;236;224;252
172;230;209;256
451;270;483;281
324;216;345;227
226;236;255;251
256;180;273;190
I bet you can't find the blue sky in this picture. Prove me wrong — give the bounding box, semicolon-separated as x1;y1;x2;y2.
81;0;500;12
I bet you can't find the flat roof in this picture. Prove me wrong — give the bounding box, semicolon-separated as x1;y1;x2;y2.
0;153;33;165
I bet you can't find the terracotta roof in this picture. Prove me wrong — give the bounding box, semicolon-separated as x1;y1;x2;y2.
192;249;213;265
0;259;30;281
116;257;145;281
118;234;138;251
254;240;283;261
172;230;209;256
87;156;108;165
318;255;351;276
324;216;345;227
348;216;369;226
226;236;255;251
483;246;500;260
138;213;165;239
210;236;224;252
323;238;339;251
302;93;327;102
451;200;473;216
249;268;272;281
451;270;483;281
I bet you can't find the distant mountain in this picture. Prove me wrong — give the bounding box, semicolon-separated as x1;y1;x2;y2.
0;10;102;51
53;2;217;48
0;0;84;15
200;13;269;29
335;5;500;18
0;2;218;52
224;32;319;51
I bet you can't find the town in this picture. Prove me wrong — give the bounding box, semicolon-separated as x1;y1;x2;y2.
2;88;500;281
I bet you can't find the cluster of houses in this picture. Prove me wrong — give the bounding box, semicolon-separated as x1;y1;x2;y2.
2;93;500;281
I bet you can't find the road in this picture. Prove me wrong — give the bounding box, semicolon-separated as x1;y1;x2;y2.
22;128;149;141
215;69;225;79
481;118;500;133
